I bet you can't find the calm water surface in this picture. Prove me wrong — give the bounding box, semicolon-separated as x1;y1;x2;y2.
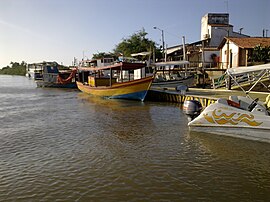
0;75;270;201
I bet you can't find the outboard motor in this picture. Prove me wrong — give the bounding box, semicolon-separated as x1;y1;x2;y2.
183;100;202;121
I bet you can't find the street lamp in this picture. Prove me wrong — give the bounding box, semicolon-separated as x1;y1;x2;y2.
153;26;165;61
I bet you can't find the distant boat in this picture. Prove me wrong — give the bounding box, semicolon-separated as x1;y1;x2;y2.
35;62;77;88
26;63;43;80
152;61;195;89
77;60;153;101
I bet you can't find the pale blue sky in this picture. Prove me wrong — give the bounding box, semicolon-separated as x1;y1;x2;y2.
0;0;269;67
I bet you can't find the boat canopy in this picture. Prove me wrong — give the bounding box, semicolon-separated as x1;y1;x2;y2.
153;60;189;67
131;52;151;57
226;63;270;76
78;62;146;71
166;47;181;55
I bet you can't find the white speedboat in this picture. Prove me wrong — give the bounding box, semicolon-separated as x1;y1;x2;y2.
184;96;270;143
183;63;270;143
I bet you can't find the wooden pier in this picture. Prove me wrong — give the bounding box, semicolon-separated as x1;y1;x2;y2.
146;87;269;108
146;89;216;107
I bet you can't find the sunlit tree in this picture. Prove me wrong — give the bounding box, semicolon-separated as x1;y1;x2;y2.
252;45;270;63
113;28;161;60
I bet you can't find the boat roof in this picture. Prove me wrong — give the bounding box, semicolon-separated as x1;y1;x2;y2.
131;52;151;56
226;63;270;76
78;62;146;71
153;60;190;67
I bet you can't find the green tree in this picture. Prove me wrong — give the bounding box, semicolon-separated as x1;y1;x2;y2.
92;52;116;60
91;29;161;61
252;45;270;63
0;61;27;76
113;28;161;61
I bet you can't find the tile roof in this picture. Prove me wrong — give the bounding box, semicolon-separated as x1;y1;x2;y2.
228;37;270;48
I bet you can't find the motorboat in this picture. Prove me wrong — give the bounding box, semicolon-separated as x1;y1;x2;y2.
183;63;270;143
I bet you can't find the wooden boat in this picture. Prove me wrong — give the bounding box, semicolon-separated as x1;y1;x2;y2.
130;52;194;89
183;63;270;143
152;61;195;88
35;62;77;88
77;61;153;101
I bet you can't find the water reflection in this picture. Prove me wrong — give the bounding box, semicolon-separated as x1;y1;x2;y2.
188;131;270;169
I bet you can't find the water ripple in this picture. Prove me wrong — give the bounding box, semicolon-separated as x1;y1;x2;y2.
0;76;270;201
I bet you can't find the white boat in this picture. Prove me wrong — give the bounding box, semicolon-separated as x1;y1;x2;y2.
26;63;43;80
183;63;270;143
152;61;195;88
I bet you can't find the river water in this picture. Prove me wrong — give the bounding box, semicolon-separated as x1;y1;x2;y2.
0;75;270;201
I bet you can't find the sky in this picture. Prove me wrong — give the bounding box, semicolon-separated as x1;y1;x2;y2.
0;0;269;68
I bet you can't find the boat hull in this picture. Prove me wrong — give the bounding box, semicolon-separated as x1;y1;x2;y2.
189;126;270;143
152;76;194;88
76;76;153;101
188;102;270;143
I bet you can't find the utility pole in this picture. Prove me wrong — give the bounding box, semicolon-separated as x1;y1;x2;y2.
153;27;165;61
182;36;186;61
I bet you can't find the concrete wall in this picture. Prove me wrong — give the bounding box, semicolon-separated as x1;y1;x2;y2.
201;13;248;48
201;13;229;41
220;41;240;68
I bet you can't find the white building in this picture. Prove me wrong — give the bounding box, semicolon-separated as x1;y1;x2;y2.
201;13;247;47
219;37;270;68
166;13;249;69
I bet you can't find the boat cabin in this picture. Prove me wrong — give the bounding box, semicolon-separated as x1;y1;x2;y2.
26;63;44;80
78;58;115;83
42;64;60;83
78;61;147;87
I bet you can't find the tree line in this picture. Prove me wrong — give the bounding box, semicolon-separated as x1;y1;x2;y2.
0;61;27;76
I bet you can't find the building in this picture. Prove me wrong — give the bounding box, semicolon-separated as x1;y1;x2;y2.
218;37;270;67
201;13;248;47
200;13;248;68
166;13;249;68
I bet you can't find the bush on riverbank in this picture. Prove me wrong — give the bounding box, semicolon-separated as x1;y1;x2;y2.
0;61;27;76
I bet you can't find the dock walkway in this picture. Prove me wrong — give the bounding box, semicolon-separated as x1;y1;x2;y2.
146;87;269;107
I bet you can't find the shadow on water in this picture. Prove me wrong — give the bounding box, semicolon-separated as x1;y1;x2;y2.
187;130;270;171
